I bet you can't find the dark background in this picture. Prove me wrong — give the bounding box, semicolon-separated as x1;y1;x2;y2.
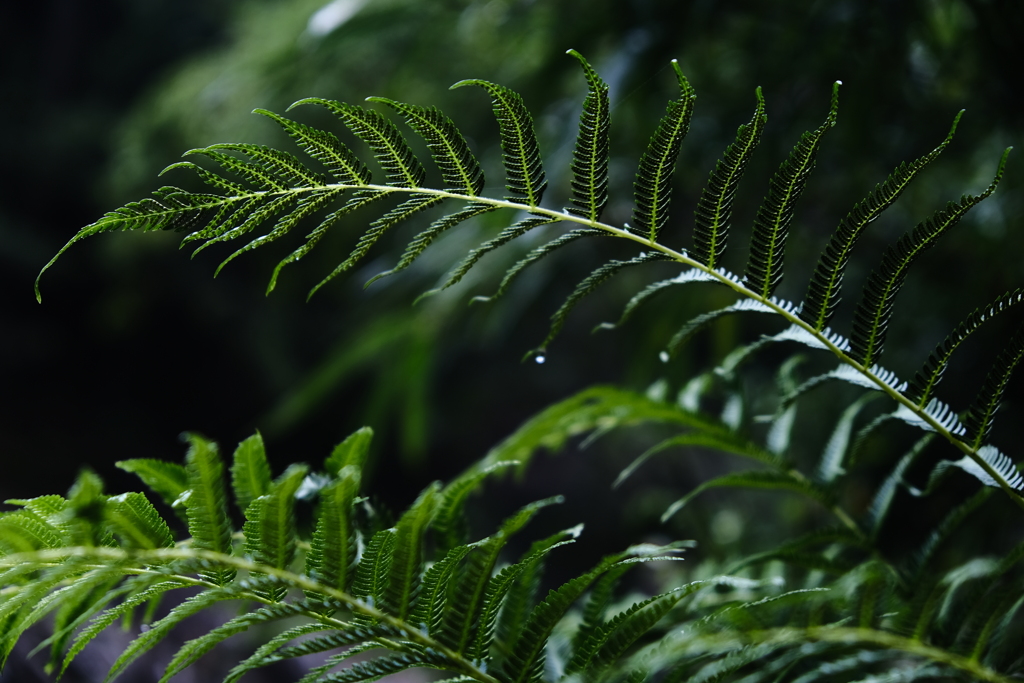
2;1;1024;680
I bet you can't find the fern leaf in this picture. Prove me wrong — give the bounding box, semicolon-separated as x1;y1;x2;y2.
427;215;559;296
568;588;691;677
351;528;397;618
743;81;840;299
158;600;325;683
907;289;1024;406
433;461;518;554
661;470;832;523
368;97;485;195
665;298;777;357
305;467;361;600
471;228;599;305
479;386;721;473
597;268;722;332
243;463;309;600
692;87;767;268
0;510;67;554
470;535;575;664
502;553;673;683
292;98;425;187
105;492;175;550
103;581;264;683
383;482;439;620
408;544;472;635
59;579;187;675
533;251;672;357
365;201;497;287
801;112;963;331
939;446;1024;491
308;193;445;299
222;622;335;683
566;49;611;222
441;497;561;654
212;188;343;275
302;650;449;683
266;190;386;294
452;79;547;204
866;435;934;536
254;107;371;184
325;426;374;476
963;323;1024;450
230;431;272;514
181;434;236;585
849;147;1012;366
494;526;582;661
632;60;696;242
614;431;782;489
816;392;879;484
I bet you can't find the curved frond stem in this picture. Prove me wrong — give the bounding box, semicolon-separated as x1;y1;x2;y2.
0;546;503;683
745;626;1016;683
37;165;1024;508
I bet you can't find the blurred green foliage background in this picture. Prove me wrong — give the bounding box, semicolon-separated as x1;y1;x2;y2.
2;0;1024;680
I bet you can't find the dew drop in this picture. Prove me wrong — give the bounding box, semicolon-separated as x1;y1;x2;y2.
659;351;670;363
535;355;546;364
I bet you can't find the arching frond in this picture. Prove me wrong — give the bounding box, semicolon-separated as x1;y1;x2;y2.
451;79;547;205
849;148;1012;366
963;323;1024;450
181;434;235;585
743;81;840;299
566;49;611;222
632;60;696;242
692;87;767;268
800;111;962;332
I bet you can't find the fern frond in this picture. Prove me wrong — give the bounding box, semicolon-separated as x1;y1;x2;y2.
114;459;189;510
963;323;1024;450
632;60;696;242
305;467;361;599
692;87;767;268
816;392;879;484
849;147;1012;366
409;544;472;635
566;49;611;223
105;493;175;550
367;201;497;287
614;431;781;489
478;386;723;473
243;463;309;600
351;528;397;617
866;435;934;536
800;112;962;332
292;98;424;187
383;482;439;620
665;298;778;357
310;193;446;298
325;426;374;475
907;289;1024;407
426;215;560;297
433;461;517;554
181;434;236;585
368;97;485;195
230;431;272;514
596;268;722;332
661;470;832;523
533;251;672;357
743;81;840;299
452;79;547;205
471;228;599;305
222;622;335;683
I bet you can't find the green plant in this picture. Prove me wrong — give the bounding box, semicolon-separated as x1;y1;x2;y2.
9;50;1024;681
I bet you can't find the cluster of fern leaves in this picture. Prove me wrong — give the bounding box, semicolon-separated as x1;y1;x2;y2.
14;49;1024;681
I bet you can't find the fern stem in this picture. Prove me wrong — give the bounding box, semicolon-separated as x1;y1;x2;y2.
748;626;1016;683
0;546;503;683
76;178;1024;510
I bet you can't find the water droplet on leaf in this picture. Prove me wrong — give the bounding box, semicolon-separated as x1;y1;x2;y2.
535;355;546;364
659;351;670;363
